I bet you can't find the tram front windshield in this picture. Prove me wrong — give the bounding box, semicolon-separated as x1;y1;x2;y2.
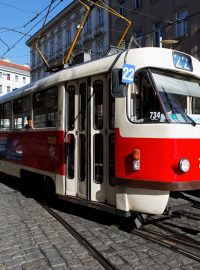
129;69;200;124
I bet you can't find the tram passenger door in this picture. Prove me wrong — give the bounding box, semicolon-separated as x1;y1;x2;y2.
65;77;115;205
89;76;115;204
65;82;78;196
65;80;88;198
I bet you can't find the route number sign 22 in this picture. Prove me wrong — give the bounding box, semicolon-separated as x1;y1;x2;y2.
122;64;135;84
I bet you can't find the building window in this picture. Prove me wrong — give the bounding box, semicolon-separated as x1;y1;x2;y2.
31;51;35;66
15;75;19;82
85;16;92;34
7;74;10;80
154;21;165;47
7;86;11;92
176;9;188;37
66;29;71;45
23;77;26;84
96;7;104;27
119;2;125;16
135;30;143;47
135;0;143;9
57;32;63;51
0;85;2;94
50;37;55;55
96;40;104;58
0;73;2;79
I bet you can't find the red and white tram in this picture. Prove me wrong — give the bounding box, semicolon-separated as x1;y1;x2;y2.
0;47;200;220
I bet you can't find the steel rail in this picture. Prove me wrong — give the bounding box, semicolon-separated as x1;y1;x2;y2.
39;202;117;270
133;227;200;263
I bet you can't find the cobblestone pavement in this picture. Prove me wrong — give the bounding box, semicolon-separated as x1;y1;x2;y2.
0;180;200;270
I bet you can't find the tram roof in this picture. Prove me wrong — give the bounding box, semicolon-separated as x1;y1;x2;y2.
1;47;200;103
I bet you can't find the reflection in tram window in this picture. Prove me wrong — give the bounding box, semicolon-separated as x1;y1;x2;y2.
67;134;75;179
79;134;86;181
79;83;86;130
109;80;115;129
0;102;12;130
67;86;75;130
93;80;103;130
14;96;31;129
94;134;103;184
33;88;58;128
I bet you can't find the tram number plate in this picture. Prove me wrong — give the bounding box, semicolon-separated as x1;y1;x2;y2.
122;64;135;84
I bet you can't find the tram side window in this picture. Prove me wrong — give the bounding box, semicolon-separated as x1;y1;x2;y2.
0;102;12;130
79;83;86;131
14;96;31;130
129;72;164;123
94;134;103;184
93;80;103;130
67;86;75;130
109;79;115;130
33;87;58;128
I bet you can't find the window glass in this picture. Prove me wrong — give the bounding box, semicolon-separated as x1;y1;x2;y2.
33;87;58;128
109;79;115;129
79;83;86;130
176;9;188;37
67;134;75;179
94;134;103;184
154;21;165;47
135;30;143;47
79;134;86;181
67;86;75;130
135;0;143;9
93;80;103;130
128;71;164;123
109;134;115;185
14;96;30;130
0;102;12;130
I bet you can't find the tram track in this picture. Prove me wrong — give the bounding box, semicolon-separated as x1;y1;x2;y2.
131;197;200;263
38;201;117;270
133;225;200;263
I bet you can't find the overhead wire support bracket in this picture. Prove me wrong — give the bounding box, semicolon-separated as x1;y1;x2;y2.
86;0;131;49
35;0;93;71
64;0;93;64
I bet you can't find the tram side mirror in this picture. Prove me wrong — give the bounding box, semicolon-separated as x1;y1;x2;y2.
111;68;127;97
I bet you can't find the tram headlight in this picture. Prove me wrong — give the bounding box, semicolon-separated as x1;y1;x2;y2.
179;158;190;173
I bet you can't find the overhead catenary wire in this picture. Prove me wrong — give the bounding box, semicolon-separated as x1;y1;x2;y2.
1;1;200;61
0;0;67;59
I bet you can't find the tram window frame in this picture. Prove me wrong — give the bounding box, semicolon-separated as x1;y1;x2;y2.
33;87;58;128
0;102;12;130
13;96;31;130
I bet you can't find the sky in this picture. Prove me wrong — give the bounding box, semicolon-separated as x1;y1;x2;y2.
0;0;73;65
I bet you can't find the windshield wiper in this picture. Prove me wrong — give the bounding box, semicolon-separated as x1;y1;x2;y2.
162;87;196;127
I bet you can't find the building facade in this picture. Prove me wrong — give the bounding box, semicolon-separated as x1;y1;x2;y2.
0;60;30;96
109;0;200;59
26;0;200;81
26;0;110;81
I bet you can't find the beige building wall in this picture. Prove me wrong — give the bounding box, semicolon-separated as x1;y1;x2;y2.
109;0;200;59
